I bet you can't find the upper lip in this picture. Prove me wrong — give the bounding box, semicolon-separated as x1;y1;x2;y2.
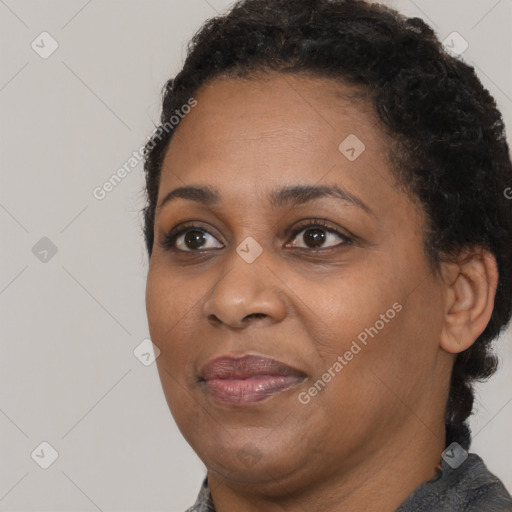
199;354;307;381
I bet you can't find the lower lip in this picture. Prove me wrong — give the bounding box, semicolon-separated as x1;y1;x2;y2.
203;375;304;406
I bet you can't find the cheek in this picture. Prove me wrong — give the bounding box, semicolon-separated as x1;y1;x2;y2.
146;261;223;396
296;251;443;399
145;269;171;345
145;264;194;368
146;262;196;339
146;265;204;423
318;278;443;410
298;269;401;361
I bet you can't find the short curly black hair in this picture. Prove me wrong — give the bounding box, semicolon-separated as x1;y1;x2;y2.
142;0;512;448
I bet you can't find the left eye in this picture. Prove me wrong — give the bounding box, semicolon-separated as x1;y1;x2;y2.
286;225;351;249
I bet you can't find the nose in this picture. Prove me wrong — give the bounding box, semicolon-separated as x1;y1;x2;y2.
202;248;287;329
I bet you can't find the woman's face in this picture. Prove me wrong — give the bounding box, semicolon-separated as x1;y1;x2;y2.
145;73;452;490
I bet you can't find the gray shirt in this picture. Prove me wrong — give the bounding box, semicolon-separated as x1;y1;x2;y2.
185;453;512;511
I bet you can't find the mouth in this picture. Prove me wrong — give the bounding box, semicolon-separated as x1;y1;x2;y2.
199;354;307;406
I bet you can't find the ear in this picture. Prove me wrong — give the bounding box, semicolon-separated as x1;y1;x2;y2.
439;248;498;354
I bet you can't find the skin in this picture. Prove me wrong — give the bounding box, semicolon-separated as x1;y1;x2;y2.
145;72;498;511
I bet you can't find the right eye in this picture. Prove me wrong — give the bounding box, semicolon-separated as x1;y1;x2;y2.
161;224;224;252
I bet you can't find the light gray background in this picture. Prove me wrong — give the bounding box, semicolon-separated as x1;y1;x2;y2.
0;0;511;510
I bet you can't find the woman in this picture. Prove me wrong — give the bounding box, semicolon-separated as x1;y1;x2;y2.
142;0;512;510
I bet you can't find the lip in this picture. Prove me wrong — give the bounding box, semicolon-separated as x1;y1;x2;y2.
199;354;306;406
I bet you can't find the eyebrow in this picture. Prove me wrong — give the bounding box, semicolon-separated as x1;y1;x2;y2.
157;184;374;216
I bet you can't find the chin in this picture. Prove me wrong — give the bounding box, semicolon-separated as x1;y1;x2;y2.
195;432;309;485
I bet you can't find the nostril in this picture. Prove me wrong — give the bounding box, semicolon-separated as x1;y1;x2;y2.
207;314;221;324
244;313;267;321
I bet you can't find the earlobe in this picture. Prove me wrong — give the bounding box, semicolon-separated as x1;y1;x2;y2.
439;249;498;354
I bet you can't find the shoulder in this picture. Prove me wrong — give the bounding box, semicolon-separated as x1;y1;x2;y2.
397;453;512;512
459;454;512;511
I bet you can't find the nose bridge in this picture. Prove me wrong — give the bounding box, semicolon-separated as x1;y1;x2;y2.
202;241;286;328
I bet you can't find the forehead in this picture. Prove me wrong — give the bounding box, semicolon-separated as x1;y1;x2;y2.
159;73;390;198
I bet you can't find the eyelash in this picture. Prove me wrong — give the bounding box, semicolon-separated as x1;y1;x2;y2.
160;219;353;252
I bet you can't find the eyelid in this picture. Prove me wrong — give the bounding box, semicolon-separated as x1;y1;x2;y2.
285;219;353;248
159;222;224;251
